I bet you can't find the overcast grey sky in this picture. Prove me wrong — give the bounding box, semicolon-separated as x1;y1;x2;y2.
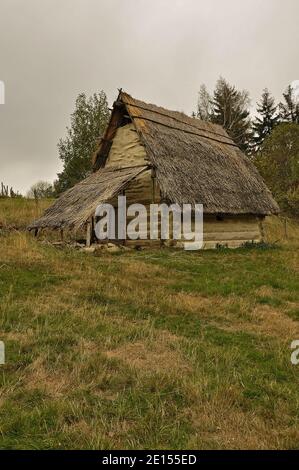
0;0;298;194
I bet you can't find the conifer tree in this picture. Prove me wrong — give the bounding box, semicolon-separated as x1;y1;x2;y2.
252;89;279;152
211;77;251;153
196;77;252;153
279;85;299;123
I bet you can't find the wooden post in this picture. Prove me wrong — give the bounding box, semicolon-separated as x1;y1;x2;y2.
284;217;288;240
60;229;64;242
91;217;95;245
151;170;157;248
33;188;39;216
151;169;156;204
86;219;91;247
119;190;126;246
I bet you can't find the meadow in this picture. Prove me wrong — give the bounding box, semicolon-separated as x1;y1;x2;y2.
0;198;298;449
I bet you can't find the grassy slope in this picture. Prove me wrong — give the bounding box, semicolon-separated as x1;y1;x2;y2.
0;197;53;227
0;199;299;449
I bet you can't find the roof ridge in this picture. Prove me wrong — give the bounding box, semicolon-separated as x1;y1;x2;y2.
129;114;238;148
121;96;233;142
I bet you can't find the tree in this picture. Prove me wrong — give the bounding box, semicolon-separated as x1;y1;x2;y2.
254;123;299;216
279;85;299;123
55;91;110;194
196;77;252;153
196;84;213;121
212;77;252;153
27;181;54;199
251;89;279;152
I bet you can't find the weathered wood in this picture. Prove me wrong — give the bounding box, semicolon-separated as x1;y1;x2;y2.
86;220;91;247
93;99;124;170
103;173;263;248
203;231;261;241
204;216;259;232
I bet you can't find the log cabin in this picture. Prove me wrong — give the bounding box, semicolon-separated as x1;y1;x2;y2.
29;91;279;248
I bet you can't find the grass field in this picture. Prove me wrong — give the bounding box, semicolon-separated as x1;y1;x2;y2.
0;198;299;449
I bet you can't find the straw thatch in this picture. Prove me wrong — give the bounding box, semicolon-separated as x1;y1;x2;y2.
28;165;147;230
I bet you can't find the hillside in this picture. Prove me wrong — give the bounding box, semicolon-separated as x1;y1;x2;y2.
0;199;298;449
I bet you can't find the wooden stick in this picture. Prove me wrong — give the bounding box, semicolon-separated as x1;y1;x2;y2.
86;220;91;247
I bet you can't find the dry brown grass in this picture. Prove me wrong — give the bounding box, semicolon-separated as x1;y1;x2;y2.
106;331;190;375
0;197;53;229
25;356;71;397
187;388;299;449
264;215;299;245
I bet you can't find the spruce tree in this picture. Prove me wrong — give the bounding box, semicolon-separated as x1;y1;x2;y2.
279;85;299;123
196;77;252;153
252;89;279;152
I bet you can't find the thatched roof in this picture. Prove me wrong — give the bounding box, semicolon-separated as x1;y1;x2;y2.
114;92;279;215
28;165;148;230
30;90;279;231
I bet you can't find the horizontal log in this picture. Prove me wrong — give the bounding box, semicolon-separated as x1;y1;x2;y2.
203;223;260;233
203;230;261;241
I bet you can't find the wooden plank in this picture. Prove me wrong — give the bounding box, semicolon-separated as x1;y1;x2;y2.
203;231;261;241
93;101;124;170
86;220;92;247
204;222;260;233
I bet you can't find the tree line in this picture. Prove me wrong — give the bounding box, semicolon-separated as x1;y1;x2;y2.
196;77;299;153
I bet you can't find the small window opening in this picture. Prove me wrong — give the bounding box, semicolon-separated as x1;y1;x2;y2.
120;114;132;127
